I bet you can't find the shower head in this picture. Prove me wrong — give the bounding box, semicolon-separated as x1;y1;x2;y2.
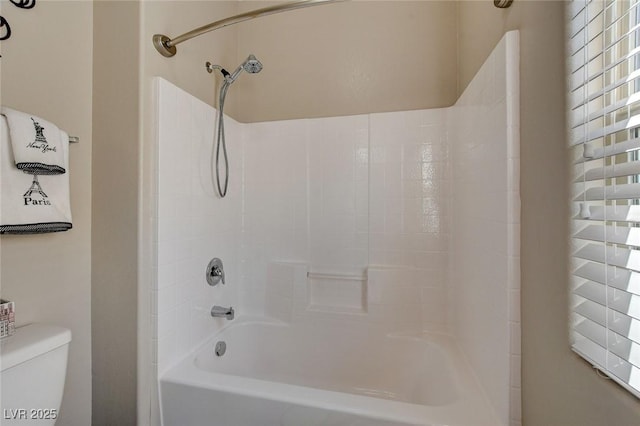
243;54;263;74
227;54;263;83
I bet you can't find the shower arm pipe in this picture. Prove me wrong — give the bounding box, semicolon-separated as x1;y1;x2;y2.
153;0;346;58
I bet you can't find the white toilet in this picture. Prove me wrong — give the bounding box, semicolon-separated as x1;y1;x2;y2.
0;323;71;425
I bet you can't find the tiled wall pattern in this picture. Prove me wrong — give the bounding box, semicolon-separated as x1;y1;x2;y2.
153;30;519;426
308;116;370;272
243;112;449;333
155;78;242;376
240;115;371;316
239;119;310;315
449;31;521;426
369;109;449;331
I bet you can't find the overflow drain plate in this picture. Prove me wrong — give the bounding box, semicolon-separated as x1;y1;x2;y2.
215;341;226;357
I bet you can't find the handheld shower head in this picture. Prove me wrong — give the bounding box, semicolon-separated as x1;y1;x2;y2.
228;54;263;83
242;54;263;74
207;54;263;198
207;54;263;85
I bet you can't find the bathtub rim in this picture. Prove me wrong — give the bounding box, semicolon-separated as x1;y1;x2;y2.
159;316;502;426
193;316;463;407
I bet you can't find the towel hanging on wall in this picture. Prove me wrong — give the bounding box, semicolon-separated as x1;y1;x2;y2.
0;115;72;234
1;106;67;175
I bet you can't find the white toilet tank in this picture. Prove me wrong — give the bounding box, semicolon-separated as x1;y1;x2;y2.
0;324;71;425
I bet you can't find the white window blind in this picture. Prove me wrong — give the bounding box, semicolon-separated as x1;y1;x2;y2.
570;0;640;398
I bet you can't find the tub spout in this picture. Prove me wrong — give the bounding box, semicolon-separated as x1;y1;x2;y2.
211;305;234;320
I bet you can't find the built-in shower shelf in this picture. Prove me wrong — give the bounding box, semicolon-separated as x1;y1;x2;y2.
306;271;368;314
307;272;365;281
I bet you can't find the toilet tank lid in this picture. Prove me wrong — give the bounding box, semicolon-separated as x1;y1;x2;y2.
0;323;72;372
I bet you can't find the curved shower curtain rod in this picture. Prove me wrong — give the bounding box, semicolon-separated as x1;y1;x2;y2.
153;0;515;58
153;0;346;58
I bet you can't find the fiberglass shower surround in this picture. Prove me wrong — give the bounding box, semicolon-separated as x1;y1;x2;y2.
152;30;521;426
206;54;263;197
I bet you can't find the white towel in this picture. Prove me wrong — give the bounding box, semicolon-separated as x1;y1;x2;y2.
0;116;72;234
1;106;66;175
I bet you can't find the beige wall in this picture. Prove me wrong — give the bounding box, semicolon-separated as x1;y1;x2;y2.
142;1;239;115
92;2;140;425
235;0;457;122
0;2;93;426
457;1;640;424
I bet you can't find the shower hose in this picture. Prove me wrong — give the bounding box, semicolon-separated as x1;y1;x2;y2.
214;80;231;198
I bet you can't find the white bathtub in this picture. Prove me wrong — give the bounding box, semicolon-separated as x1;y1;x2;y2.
160;318;500;426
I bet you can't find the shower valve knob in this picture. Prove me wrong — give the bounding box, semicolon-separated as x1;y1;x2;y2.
206;258;225;286
212;266;225;284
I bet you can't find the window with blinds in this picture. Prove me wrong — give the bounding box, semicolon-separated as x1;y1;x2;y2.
570;0;640;398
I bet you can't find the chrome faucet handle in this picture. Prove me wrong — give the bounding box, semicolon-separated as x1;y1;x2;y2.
206;258;225;286
212;265;225;284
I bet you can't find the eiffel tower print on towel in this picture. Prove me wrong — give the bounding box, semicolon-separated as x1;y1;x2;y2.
27;117;56;153
23;174;51;206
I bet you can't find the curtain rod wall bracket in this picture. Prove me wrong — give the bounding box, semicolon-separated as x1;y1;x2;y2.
153;34;177;58
153;0;345;58
494;0;514;8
